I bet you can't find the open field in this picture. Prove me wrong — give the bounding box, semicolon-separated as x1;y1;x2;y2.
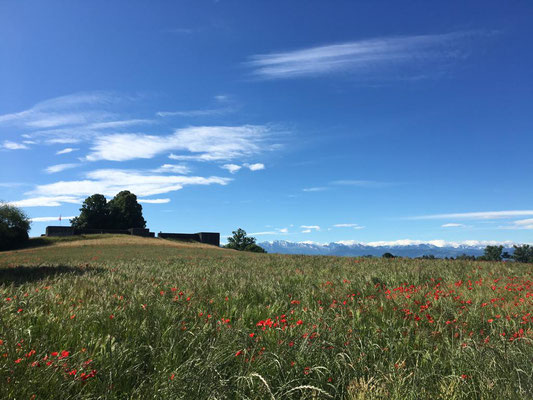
0;235;531;399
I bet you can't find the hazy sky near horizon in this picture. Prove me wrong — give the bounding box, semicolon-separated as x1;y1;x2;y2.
1;1;532;244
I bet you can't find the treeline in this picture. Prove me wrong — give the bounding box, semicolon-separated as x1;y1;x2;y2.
382;245;533;263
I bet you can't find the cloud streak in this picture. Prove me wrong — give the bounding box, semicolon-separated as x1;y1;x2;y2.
87;125;269;162
410;210;533;220
247;31;482;80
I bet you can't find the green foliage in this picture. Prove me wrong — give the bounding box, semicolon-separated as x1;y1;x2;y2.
480;245;503;261
0;203;31;250
225;228;266;253
71;194;109;229
0;236;531;399
456;253;476;261
71;192;145;230
108;191;146;229
512;244;533;263
382;252;395;258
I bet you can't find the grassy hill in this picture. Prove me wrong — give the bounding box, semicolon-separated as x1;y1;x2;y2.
0;235;531;399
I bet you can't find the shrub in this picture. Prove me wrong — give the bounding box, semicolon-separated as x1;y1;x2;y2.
0;203;31;250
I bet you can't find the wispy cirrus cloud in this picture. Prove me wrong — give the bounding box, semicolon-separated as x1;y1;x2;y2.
87;125;269;162
9;196;83;207
137;198;171;204
152;164;191;174
2;141;29;150
441;223;467;228
333;223;365;229
303;187;328;192
410;210;533;220
45;163;81;174
301;225;320;233
56;147;78;155
221;162;265;174
247;31;486;80
28;169;231;199
30;216;75;222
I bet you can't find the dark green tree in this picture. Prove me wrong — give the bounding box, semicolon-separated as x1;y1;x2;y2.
225;228;266;253
382;252;395;259
0;203;31;250
71;194;109;229
108;191;146;229
481;245;503;261
512;244;533;263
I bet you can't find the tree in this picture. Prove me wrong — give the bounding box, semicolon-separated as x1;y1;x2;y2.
108;191;146;229
512;244;533;263
382;252;395;259
71;194;109;229
225;228;266;253
481;245;503;261
0;203;31;250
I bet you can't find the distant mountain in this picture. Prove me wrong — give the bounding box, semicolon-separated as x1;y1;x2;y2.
258;240;516;258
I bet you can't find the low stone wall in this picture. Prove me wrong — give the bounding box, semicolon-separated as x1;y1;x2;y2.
158;232;220;247
45;226;155;238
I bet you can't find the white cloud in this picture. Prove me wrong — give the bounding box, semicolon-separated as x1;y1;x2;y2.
138;198;171;204
30;216;75;222
244;163;265;171
410;210;533;220
156;108;234;117
30;169;231;199
247;31;482;80
221;164;242;174
333;223;365;229
300;225;320;233
331;180;391;187
9;196;83;207
2;141;29;150
251;227;289;236
56;147;78;155
500;218;533;230
87;125;269;162
152;164;190;174
441;223;466;228
303;187;327;192
45;163;80;174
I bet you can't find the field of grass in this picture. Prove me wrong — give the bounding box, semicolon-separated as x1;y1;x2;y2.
0;235;531;399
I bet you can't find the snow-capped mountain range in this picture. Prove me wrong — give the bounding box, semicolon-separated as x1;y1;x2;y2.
258;240;519;258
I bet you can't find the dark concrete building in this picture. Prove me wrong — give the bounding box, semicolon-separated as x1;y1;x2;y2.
157;232;220;247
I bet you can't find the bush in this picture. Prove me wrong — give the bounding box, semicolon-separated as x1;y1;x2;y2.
0;203;31;250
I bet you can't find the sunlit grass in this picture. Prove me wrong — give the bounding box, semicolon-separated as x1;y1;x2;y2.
0;235;531;399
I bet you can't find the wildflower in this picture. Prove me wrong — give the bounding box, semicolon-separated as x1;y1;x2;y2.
14;358;22;363
51;352;59;357
235;350;242;356
249;333;255;338
60;350;69;359
296;319;303;325
170;373;175;380
109;314;114;319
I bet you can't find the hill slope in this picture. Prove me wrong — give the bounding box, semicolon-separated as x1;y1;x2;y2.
1;235;531;399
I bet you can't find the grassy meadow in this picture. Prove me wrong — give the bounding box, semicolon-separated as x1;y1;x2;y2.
0;235;531;399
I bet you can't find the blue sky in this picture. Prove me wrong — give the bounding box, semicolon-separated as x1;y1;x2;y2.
1;1;532;245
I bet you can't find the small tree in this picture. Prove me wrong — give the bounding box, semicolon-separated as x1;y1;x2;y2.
513;244;533;263
225;228;266;253
382;252;395;259
481;245;503;261
108;191;146;229
0;203;31;250
71;194;109;229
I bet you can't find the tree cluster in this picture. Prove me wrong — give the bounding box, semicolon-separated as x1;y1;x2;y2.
71;191;146;230
225;228;266;253
0;203;31;250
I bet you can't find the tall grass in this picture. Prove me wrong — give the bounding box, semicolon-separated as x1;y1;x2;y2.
0;236;531;399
